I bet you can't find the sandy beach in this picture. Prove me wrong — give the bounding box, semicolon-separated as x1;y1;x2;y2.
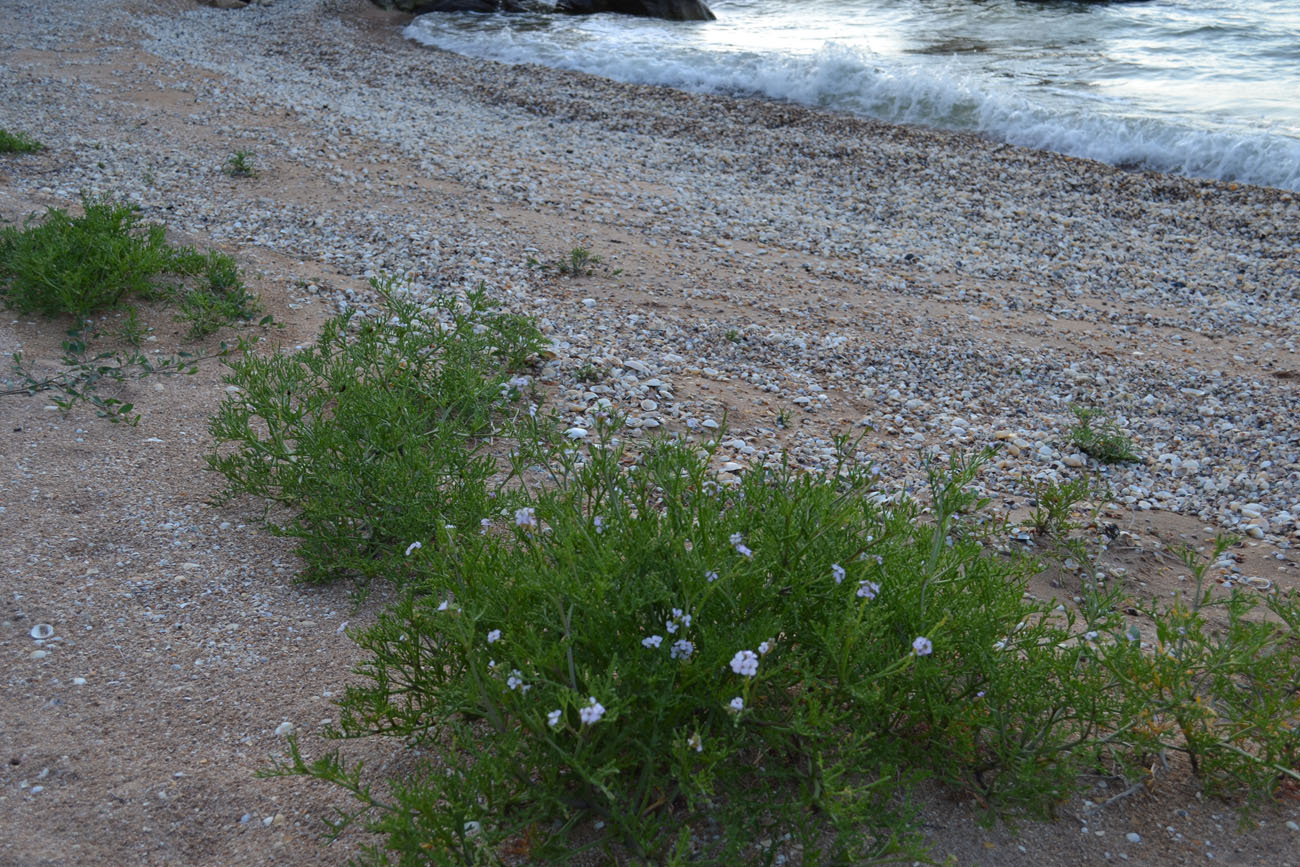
2;0;1299;863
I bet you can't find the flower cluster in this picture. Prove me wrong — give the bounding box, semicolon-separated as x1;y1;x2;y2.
514;507;537;529
547;709;562;728
911;636;933;657
729;697;744;712
730;649;759;677
705;570;719;583
670;639;694;660
832;563;845;584
729;532;753;558
666;608;692;634
506;670;530;692
579;696;606;725
856;580;880;600
642;634;663;649
487;629;501;644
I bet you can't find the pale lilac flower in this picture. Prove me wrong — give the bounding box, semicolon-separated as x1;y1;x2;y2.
507;670;524;691
593;515;605;534
729;649;759;677
1084;631;1099;642
515;507;537;528
856;580;880;600
832;563;846;584
670;639;694;660
992;639;1007;651
437;599;451;612
912;636;933;657
404;541;422;557
730;532;744;546
666;619;679;634
487;629;501;644
480;517;492;534
579;696;606;725
735;543;753;558
671;608;692;628
757;639;773;656
705;570;719;583
547;709;562;728
642;635;663;649
688;733;703;753
729;697;744;712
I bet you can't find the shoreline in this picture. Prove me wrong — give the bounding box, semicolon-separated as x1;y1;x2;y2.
1;1;1299;863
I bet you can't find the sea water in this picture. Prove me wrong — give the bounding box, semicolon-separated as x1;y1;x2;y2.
405;0;1300;191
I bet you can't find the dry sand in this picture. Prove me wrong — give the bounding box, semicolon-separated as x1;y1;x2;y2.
2;1;1299;863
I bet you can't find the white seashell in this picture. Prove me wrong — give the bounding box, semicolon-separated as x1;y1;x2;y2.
30;624;54;641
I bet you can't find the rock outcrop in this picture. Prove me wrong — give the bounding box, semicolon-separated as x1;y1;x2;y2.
556;0;715;20
369;0;715;21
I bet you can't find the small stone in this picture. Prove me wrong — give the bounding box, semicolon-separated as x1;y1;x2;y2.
31;650;48;660
640;399;658;411
1126;832;1141;843
72;677;87;685
564;427;588;439
274;721;294;737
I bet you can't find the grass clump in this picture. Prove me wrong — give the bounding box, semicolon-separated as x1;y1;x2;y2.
1068;405;1141;464
0;128;44;154
208;279;545;587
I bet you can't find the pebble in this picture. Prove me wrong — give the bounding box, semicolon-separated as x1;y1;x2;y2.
274;721;294;737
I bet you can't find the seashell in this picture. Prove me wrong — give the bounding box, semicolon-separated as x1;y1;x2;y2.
30;624;54;641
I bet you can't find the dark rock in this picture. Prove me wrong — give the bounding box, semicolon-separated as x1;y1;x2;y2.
370;0;548;13
556;0;715;21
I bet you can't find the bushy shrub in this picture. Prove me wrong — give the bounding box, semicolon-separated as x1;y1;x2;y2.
0;195;187;317
267;433;1120;863
207;280;546;587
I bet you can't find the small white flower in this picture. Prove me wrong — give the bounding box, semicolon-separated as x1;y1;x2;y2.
547;709;562;728
404;541;422;557
729;649;759;677
1084;631;1099;642
579;696;606;725
729;697;744;712
757;640;773;656
487;629;501;644
670;639;694;660
515;507;537;528
437;599;451;612
642;634;663;648
856;580;880;600
593;515;605;534
705;570;719;583
688;732;703;752
832;563;846;584
912;636;933;657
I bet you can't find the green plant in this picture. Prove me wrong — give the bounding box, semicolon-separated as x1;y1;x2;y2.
557;246;601;276
263;429;1126;863
0;195;191;318
224;149;257;178
1027;475;1094;542
724;328;740;343
174;251;262;338
574;362;606;384
208;279;545;587
1068;406;1141;464
117;305;148;347
776;407;791;428
0;128;44;154
5;328;244;425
